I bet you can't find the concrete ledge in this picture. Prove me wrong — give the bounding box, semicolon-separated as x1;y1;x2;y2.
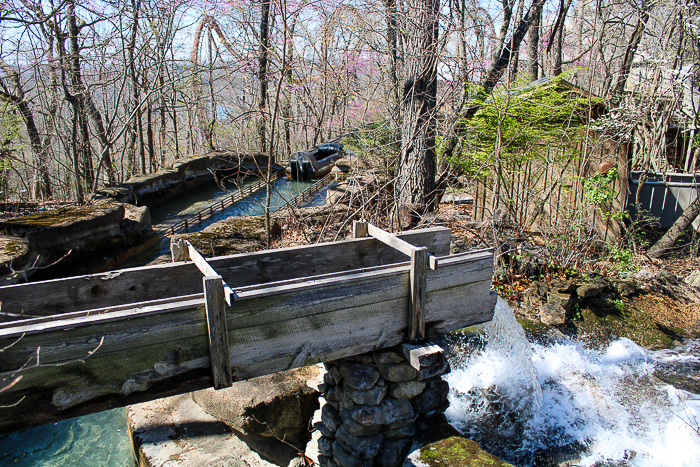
95;151;283;209
128;393;278;467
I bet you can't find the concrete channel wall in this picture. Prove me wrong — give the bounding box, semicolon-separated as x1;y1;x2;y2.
94;151;282;209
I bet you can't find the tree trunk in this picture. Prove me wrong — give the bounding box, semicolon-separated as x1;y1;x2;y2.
609;1;651;99
282;18;296;157
386;0;400;115
527;6;541;80
128;0;141;176
649;195;700;258
509;0;524;82
258;0;271;156
550;0;574;77
397;0;439;228
65;0;114;189
0;59;52;200
146;95;155;173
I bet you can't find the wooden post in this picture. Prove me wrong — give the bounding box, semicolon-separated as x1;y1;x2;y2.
352;220;368;239
170;238;189;262
203;275;233;389
409;246;428;343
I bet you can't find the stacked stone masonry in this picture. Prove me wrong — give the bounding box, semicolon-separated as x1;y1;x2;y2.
317;345;450;467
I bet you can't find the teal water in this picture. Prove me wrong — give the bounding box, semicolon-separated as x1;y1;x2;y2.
138;177;325;262
0;409;134;466
0;177;328;466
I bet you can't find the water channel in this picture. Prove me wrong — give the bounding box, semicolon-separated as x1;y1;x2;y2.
1;185;700;465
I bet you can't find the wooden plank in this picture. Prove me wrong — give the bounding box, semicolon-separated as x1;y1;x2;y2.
0;249;494;433
409;247;428;343
352;220;368;238
188;242;218;277
0;293;203;328
367;223;438;270
186;241;234;306
400;342;444;371
203;275;232;389
0;227;451;322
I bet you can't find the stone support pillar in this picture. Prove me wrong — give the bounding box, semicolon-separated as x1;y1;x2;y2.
316;344;450;467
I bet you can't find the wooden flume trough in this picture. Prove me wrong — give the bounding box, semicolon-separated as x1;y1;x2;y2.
0;225;496;434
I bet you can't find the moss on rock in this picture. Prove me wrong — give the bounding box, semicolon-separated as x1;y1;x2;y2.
420;437;514;467
0;206;100;229
572;306;679;349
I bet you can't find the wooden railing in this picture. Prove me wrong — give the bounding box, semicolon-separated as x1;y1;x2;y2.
276;173;333;212
160;173;333;237
162;178;270;236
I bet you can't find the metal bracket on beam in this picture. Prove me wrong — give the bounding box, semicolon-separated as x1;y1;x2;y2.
353;221;434;343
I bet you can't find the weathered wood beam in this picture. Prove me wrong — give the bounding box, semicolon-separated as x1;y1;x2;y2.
366;223;438;270
0;247;495;433
409;246;428;343
352;220;368;239
358;222;434;342
203;275;232;389
185;240;234;306
0;227;451;323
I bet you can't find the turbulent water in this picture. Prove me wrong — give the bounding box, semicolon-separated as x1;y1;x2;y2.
445;298;700;467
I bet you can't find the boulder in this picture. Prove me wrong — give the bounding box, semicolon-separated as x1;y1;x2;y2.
376;362;418;382
417;436;515;467
193;366;320;447
0;203;157;284
389;380;426;400
339;362;380;390
576;280;607;298
547;291;573;312
685;270;700;289
612;279;637;296
128;393;279;467
539;302;567;326
349;398;415;426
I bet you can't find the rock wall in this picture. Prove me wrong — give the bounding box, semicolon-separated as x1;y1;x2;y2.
94;151;280;209
0;203;157;285
316;344;450;467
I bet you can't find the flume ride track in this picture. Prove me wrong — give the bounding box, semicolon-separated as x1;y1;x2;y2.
159;173;333;237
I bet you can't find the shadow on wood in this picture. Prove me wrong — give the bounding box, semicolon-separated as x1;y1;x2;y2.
0;226;496;434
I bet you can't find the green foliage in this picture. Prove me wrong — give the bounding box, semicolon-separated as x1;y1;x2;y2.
572;302;582;321
612;299;626;314
0;104;22;170
607;245;637;274
449;73;602;174
345;119;398;158
583;168;618;206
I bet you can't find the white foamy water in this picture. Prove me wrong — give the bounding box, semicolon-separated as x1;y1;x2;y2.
445;298;700;466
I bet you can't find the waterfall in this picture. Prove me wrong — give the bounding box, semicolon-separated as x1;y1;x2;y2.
444;297;700;466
